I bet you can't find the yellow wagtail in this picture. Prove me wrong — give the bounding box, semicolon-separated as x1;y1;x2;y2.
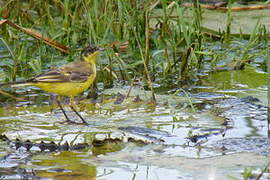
0;45;103;124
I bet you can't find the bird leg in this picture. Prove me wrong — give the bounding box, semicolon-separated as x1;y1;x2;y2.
56;99;73;123
69;98;88;124
69;106;88;124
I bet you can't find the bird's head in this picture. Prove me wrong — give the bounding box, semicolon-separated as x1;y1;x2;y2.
81;45;103;64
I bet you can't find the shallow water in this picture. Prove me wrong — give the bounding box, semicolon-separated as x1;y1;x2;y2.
0;17;269;180
0;63;268;180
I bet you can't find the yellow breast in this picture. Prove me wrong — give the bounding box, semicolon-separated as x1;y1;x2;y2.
34;73;96;97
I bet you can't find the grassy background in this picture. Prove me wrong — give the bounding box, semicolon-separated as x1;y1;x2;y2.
0;0;269;92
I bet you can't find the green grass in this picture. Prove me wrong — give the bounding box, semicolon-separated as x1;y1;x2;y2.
0;0;269;92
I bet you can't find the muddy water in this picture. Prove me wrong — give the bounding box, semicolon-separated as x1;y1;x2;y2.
0;63;268;180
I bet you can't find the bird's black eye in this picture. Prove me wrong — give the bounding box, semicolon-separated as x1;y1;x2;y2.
81;45;99;56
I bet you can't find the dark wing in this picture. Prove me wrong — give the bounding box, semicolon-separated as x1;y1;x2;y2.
28;61;92;83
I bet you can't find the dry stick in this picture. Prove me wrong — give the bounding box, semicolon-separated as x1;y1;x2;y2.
181;3;270;11
0;19;69;53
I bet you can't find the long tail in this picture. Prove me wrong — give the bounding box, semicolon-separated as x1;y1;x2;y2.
0;81;32;88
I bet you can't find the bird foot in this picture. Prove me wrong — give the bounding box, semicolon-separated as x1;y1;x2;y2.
58;119;88;125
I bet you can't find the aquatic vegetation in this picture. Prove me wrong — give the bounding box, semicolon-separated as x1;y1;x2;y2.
0;0;269;179
0;0;268;89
